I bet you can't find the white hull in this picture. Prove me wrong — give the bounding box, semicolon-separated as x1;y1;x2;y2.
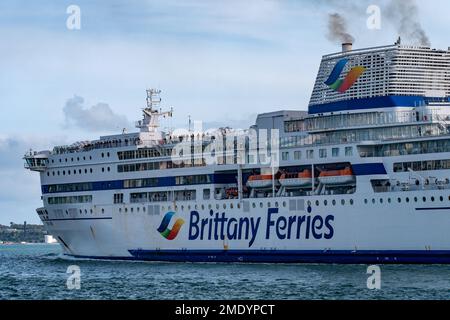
40;188;450;263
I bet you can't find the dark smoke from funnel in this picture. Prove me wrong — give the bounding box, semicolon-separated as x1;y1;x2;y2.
386;0;430;46
322;0;430;47
326;13;354;44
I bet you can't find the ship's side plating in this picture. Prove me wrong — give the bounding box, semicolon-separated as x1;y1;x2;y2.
25;42;450;263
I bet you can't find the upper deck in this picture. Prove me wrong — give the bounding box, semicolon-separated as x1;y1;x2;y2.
308;40;450;114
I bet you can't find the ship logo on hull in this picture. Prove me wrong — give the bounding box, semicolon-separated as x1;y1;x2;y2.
157;211;185;240
324;58;366;93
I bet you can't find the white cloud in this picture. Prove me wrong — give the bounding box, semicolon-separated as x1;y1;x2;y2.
63;95;132;132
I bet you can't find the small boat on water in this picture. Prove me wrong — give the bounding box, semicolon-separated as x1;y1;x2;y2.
279;170;315;188
318;167;355;185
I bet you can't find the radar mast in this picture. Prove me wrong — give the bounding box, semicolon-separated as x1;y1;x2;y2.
136;89;173;140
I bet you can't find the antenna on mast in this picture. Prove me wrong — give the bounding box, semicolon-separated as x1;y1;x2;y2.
136;88;173;139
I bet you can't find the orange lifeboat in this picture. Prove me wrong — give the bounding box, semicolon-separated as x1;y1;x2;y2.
246;174;277;189
279;169;316;188
318;167;355;185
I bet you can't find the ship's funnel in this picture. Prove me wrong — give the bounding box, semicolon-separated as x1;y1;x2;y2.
342;43;353;52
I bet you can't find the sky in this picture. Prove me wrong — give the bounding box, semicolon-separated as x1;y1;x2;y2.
0;0;449;224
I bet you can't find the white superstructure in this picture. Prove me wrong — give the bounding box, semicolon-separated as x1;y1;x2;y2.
24;40;450;263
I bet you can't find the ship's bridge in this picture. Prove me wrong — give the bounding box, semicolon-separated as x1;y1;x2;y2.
308;40;450;115
24;150;49;172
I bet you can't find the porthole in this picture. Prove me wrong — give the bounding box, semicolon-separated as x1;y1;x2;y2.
79;210;82;214
125;208;128;213
230;203;234;209
202;204;205;210
423;197;427;202
89;156;92;160
341;199;345;205
68;171;70;175
168;206;172;210
90;209;93;214
102;208;104;214
79;169;82;174
324;200;328;206
431;197;435;202
195;205;198;210
47;172;49;176
107;167;110;172
52;172;55;176
282;202;286;208
143;207;146;212
332;200;336;206
101;153;104;158
252;203;256;208
372;199;376;204
90;168;93;173
223;204;226;209
77;157;80;161
83;157;86;160
260;202;263;208
208;204;212;209
315;200;320;206
397;198;401;203
406;197;410;203
388;198;391;203
63;171;65;175
181;206;184;211
107;152;110;157
414;197;418;202
350;199;354;205
364;199;368;204
119;208;122;213
137;207;140;212
131;208;134;213
307;201;312;207
71;158;74;162
73;170;76;175
440;196;444;202
84;209;87;214
102;168;105;172
216;204;219;210
84;169;87;174
65;158;67;162
267;202;271;208
237;203;241;209
175;205;178;210
380;198;383;204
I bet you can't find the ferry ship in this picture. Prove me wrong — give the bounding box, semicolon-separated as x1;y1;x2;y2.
24;39;450;264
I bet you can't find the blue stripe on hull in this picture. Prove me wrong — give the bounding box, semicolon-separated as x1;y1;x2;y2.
67;250;450;264
308;95;450;114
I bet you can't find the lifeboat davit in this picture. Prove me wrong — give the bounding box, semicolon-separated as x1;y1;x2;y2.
246;174;277;189
279;170;315;188
318;167;355;185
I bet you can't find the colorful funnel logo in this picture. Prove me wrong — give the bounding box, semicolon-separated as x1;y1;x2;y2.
157;211;184;240
324;58;366;93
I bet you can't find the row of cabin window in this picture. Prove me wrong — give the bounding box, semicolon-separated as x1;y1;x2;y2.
364;195;449;204
47;167;112;176
49;152;110;165
47;195;92;205
393;159;450;172
282;146;354;161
